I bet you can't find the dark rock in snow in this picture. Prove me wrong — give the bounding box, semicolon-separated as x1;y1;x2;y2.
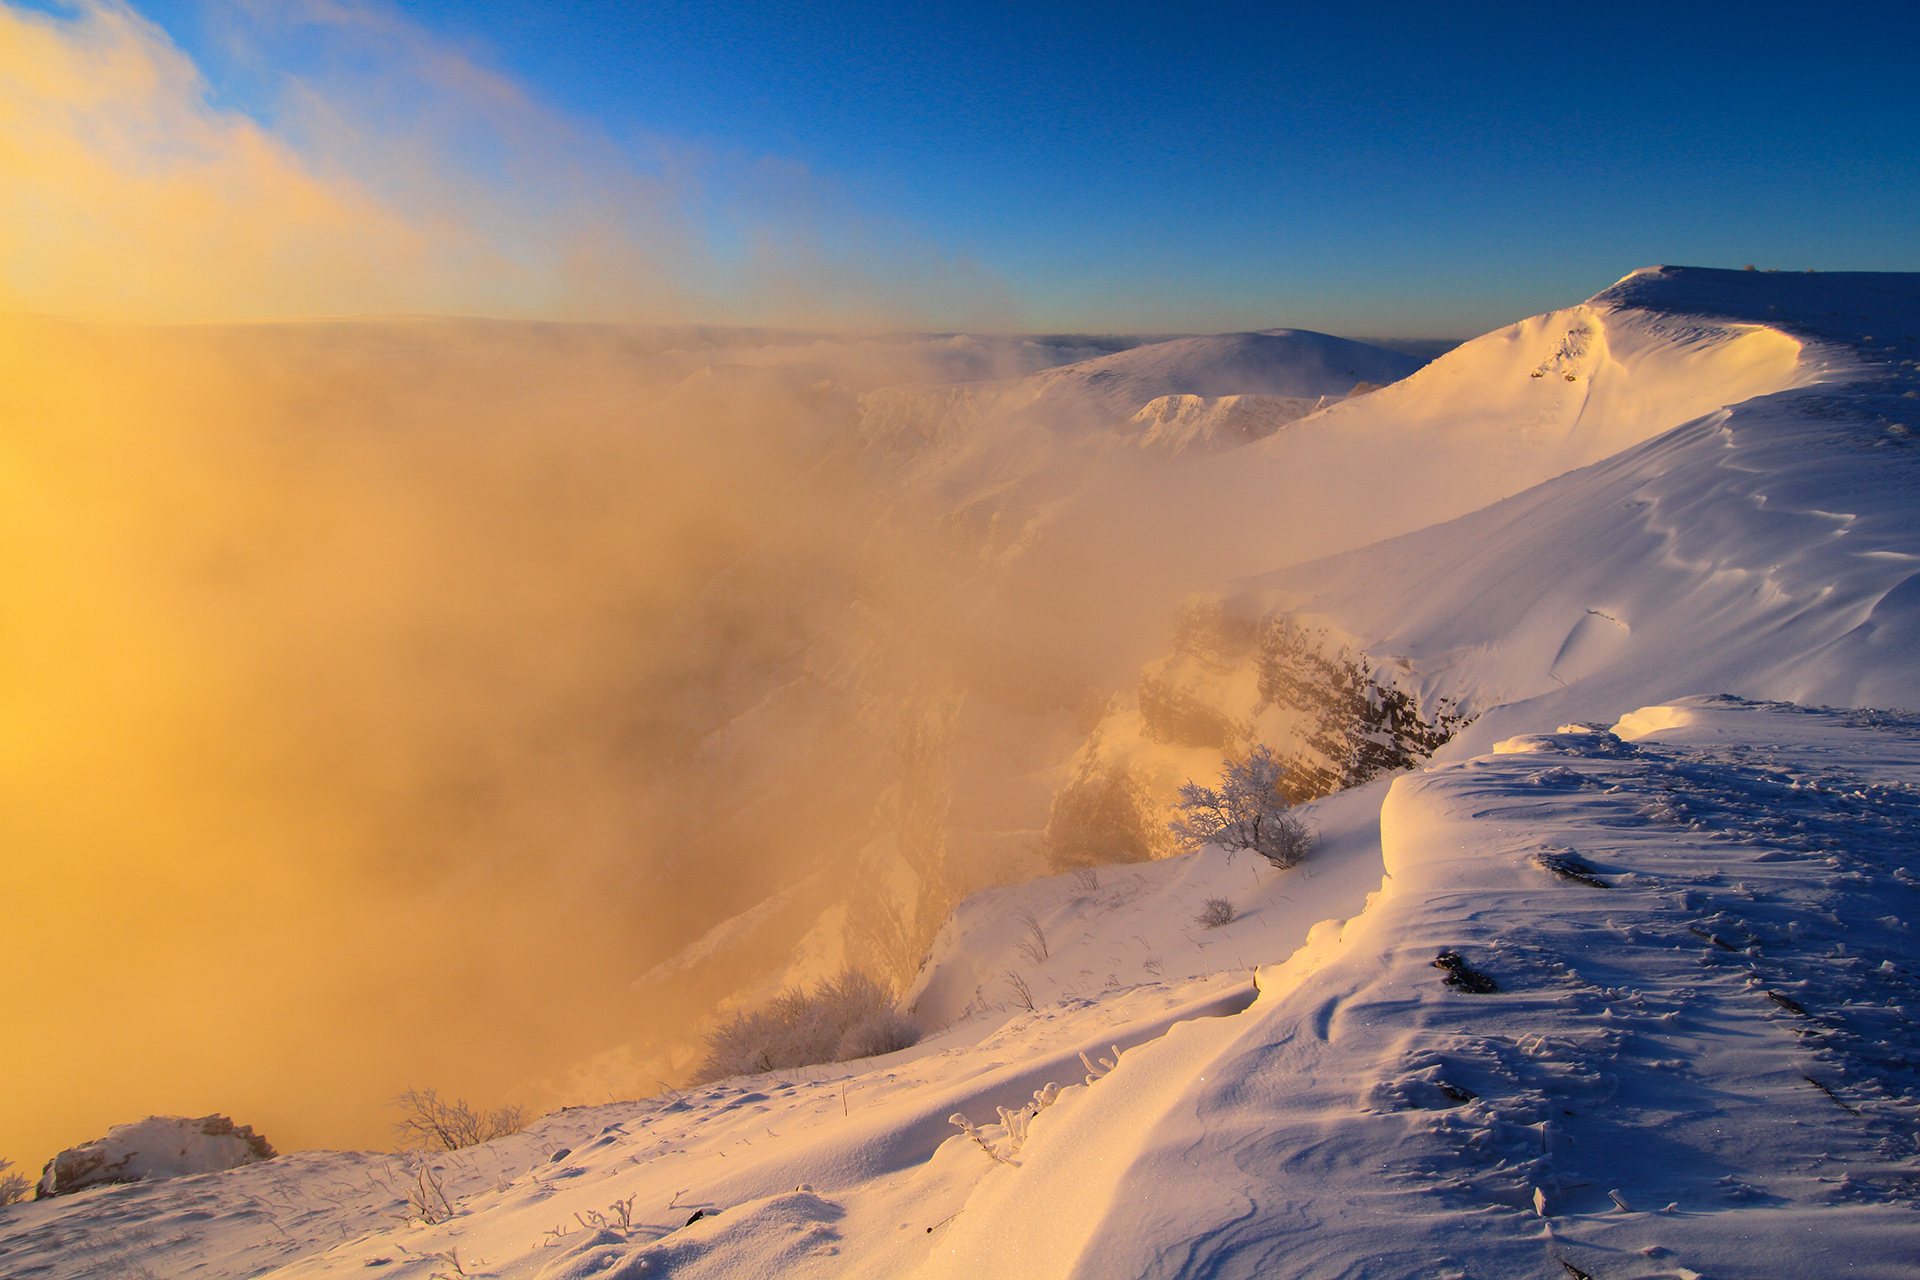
1432;950;1500;993
1535;849;1611;888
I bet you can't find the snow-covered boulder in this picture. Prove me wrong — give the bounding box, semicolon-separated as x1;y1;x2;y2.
36;1115;276;1198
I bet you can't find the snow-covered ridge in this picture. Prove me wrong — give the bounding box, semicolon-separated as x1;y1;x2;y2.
1142;272;1831;584
982;328;1420;423
922;698;1920;1279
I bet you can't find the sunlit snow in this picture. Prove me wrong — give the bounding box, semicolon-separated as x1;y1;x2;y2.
6;267;1920;1280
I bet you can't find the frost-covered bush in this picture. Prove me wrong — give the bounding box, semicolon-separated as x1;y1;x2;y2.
693;968;920;1084
1196;897;1236;928
1169;744;1313;868
950;1081;1063;1163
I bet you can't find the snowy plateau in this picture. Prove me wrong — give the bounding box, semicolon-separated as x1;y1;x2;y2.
7;265;1920;1279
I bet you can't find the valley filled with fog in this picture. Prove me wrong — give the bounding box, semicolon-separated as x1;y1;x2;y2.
0;308;1457;1158
9;266;1920;1280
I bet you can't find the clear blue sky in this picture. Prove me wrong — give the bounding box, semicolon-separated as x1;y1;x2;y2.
109;0;1920;335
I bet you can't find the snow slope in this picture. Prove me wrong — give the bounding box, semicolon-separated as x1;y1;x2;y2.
1029;266;1908;872
6;269;1917;1278
920;699;1920;1279
1218;268;1920;739
1006;270;1835;625
899;778;1393;1030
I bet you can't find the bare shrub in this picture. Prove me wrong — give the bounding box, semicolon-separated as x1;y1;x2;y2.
1014;910;1049;963
1003;969;1036;1011
693;968;920;1084
1070;867;1099;892
391;1088;526;1152
1196;897;1236;928
403;1161;453;1224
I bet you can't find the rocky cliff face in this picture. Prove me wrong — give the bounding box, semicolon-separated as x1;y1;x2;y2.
1127;391;1353;454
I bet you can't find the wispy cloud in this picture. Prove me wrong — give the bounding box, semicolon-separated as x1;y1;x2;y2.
0;0;1013;326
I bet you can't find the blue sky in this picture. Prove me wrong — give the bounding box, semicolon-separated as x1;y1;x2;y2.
82;1;1920;333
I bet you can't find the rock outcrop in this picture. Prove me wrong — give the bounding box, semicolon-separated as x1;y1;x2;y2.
37;1115;276;1198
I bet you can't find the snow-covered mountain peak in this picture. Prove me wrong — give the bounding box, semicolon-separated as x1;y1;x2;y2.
1592;263;1920;335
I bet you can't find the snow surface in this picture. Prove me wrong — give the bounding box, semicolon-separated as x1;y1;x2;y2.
6;267;1920;1278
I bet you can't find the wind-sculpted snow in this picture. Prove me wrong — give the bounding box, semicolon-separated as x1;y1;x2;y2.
919;700;1920;1279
